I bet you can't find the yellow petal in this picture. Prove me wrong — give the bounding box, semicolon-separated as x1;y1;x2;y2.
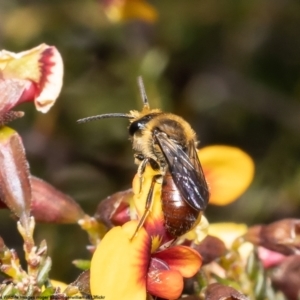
90;220;150;300
132;165;165;238
198;145;254;205
208;222;253;261
208;223;248;248
105;0;158;23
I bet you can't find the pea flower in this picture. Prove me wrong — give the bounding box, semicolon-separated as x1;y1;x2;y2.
100;0;158;23
91;166;202;299
0;43;63;123
91;145;254;299
199;145;254;206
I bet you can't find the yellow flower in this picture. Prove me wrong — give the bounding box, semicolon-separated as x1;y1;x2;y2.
101;0;158;23
199;145;254;205
91;167;202;299
90;145;255;298
90;220;202;299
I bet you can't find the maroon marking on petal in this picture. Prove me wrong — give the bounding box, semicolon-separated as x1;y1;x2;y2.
144;216;174;246
38;47;55;95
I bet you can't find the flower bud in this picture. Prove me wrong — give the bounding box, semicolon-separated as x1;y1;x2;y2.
30;176;85;223
205;283;248;300
192;235;227;265
245;219;300;255
272;255;300;300
0;127;31;222
94;189;133;228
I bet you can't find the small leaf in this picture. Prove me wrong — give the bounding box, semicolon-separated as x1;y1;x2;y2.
72;259;91;271
36;256;52;286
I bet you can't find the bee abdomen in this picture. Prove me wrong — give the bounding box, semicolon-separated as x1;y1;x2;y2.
161;173;200;236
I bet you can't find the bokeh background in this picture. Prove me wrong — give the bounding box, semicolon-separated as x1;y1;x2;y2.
1;0;300;283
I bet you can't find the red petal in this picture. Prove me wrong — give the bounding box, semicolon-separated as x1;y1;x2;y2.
153;245;202;278
147;269;183;299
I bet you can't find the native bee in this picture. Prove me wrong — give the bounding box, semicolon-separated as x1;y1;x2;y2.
78;77;209;237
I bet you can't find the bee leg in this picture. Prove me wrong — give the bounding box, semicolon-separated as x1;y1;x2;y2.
131;174;162;240
136;157;149;193
136;157;159;193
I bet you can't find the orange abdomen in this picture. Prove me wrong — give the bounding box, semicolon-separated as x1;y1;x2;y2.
161;173;200;237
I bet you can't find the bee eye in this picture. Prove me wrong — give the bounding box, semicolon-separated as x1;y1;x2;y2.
135;154;144;161
129;113;161;136
129;120;143;136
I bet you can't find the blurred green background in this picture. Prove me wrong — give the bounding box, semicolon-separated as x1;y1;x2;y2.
1;0;300;283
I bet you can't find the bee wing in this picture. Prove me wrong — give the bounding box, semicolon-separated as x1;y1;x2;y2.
155;132;209;211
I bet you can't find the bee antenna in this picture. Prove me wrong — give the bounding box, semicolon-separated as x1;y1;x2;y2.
77;113;132;124
137;76;150;109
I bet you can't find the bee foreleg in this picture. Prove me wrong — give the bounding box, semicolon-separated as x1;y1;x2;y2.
136;157;159;193
136;157;149;193
131;174;162;240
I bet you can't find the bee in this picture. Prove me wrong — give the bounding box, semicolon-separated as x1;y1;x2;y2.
78;77;209;237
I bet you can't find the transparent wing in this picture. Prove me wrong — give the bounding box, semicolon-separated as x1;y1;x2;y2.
155;132;209;211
